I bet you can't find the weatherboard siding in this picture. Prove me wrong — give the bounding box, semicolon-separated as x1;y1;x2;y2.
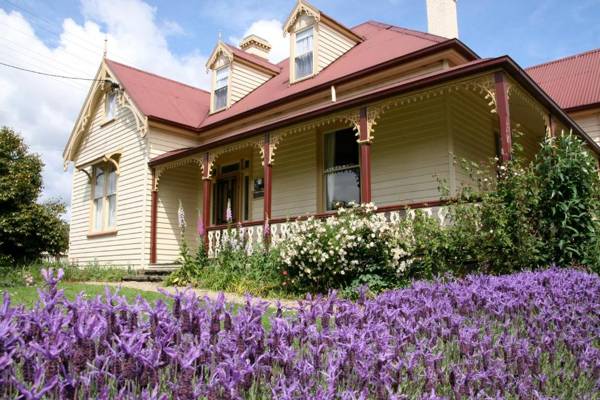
371;96;450;205
230;61;272;104
317;22;355;72
69;97;147;267
572;110;600;144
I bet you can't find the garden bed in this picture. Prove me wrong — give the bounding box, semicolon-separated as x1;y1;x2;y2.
0;267;598;398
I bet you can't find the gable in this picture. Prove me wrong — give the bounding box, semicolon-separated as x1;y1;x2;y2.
63;60;148;168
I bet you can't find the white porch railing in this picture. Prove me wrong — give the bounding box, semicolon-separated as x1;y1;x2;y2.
206;204;448;258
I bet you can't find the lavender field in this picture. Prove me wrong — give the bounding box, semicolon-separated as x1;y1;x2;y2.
0;268;599;399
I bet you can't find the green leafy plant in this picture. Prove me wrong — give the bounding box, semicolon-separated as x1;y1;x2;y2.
0;127;68;264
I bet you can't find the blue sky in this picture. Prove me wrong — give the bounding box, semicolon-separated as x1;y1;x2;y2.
0;0;598;214
8;0;599;67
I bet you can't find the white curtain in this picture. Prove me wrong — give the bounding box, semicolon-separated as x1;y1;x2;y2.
295;28;313;79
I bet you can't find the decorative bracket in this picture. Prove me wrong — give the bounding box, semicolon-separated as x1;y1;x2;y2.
117;90;148;137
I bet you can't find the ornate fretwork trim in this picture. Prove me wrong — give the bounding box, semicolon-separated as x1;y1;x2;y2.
283;0;321;34
204;138;263;178
155;155;204;189
507;81;549;130
117;91;148;137
206;42;234;71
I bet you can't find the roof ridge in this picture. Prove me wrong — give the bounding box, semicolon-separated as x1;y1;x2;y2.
526;47;600;71
351;20;446;43
105;59;210;93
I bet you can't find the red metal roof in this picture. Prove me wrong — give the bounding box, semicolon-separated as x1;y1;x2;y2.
224;44;281;74
106;21;455;130
105;60;210;128
526;48;600;111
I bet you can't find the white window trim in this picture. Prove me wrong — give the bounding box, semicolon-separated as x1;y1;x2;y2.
322;128;361;211
89;162;118;236
290;23;319;84
211;64;231;113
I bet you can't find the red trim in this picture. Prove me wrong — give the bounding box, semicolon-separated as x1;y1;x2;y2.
495;72;512;161
149;169;158;264
202;176;212;250
263;133;272;243
206;199;450;232
359;107;372;203
564;101;600;114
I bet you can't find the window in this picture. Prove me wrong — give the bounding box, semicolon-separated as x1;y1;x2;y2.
92;164;117;232
105;92;117;121
295;27;313;80
214;66;229;110
323;128;360;210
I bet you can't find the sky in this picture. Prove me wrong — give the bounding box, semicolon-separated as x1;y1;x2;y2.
0;0;599;220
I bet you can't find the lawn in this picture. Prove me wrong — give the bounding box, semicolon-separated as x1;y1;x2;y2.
3;282;168;309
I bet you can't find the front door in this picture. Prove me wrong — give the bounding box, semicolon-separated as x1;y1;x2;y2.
214;175;238;225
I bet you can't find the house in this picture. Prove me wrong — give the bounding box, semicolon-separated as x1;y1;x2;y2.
527;48;600;143
62;0;600;269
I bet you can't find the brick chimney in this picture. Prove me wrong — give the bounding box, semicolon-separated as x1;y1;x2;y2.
426;0;458;39
239;35;272;59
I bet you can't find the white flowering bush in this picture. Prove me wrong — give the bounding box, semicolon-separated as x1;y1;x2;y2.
279;203;414;292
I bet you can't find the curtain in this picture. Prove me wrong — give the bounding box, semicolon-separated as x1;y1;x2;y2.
295;28;313;79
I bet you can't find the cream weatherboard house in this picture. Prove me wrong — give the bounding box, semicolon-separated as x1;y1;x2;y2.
63;0;600;269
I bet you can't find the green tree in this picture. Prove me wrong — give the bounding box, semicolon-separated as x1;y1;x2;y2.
0;127;68;264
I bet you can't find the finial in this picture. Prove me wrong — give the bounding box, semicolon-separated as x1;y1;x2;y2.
103;35;108;58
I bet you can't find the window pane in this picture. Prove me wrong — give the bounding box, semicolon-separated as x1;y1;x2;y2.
214;86;227;110
215;67;228;89
94;198;104;230
107;194;116;227
93;168;104;199
106;93;117;120
324;129;359;170
296;28;313;55
107;168;117;195
295;52;313;80
325;168;360;210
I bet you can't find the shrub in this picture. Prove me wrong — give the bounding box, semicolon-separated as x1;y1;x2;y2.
279;203;411;292
535;133;600;268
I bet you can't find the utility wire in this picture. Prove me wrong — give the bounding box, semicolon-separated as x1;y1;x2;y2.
0;60;110;83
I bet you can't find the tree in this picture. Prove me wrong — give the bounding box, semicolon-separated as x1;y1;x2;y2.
0;127;68;264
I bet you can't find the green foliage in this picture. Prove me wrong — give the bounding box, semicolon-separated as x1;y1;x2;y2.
535;134;600;268
0;261;129;287
278;204;410;293
0;127;69;263
166;231;286;297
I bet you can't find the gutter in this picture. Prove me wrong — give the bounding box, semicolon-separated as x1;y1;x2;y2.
149;56;600;166
147;39;480;134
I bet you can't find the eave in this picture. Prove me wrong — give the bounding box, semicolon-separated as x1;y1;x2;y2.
149;55;600;167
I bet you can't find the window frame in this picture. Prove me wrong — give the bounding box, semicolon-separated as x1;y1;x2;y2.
213;65;230;112
90;162;118;235
104;91;117;123
322;128;361;211
292;25;316;82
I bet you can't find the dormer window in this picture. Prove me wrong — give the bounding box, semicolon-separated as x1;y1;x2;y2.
214;66;229;111
295;27;314;80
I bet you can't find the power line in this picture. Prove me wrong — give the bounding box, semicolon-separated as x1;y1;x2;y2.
0;60;110;83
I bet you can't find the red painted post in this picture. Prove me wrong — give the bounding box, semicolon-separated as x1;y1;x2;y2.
359;107;372;203
202;152;212;251
149;169;158;265
263;132;272;245
494;72;512;161
202;178;212;250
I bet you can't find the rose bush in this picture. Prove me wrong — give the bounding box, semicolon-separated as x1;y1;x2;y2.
279;203;414;292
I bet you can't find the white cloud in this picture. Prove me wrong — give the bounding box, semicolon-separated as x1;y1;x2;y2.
0;0;210;221
231;19;289;64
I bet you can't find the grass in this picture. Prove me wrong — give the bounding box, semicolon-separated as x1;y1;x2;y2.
3;283;168;309
3;282;283;329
